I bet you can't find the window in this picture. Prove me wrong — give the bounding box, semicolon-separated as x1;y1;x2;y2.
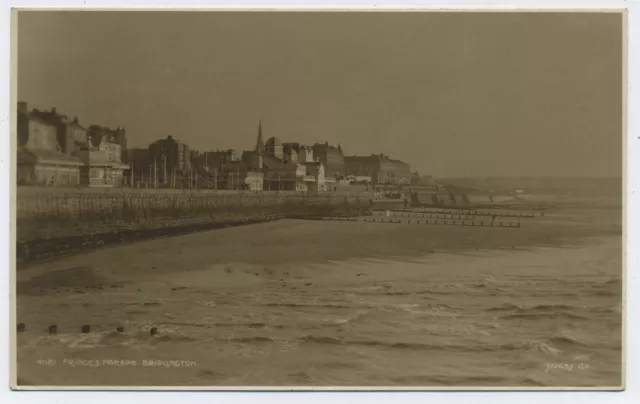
90;168;103;178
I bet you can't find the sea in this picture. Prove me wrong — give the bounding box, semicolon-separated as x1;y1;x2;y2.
15;203;623;388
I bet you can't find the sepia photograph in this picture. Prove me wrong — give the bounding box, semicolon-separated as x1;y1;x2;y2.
10;9;624;389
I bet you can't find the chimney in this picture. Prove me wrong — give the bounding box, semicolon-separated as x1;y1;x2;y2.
17;102;27;113
51;107;57;114
73;117;79;124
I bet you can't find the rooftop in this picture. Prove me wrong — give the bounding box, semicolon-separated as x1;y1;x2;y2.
18;110;56;127
262;154;298;169
31;108;88;130
18;147;84;166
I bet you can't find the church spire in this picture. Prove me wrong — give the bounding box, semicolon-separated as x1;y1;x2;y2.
255;120;265;155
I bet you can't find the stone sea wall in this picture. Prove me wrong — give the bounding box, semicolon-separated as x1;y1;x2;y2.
16;188;373;242
412;191;516;207
15;188;374;263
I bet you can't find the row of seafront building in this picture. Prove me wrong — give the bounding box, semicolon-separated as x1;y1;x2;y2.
16;102;417;191
17;102;129;187
137;121;414;192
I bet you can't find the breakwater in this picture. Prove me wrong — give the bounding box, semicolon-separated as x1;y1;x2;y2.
411;191;517;207
374;209;540;218
16;187;373;263
290;216;521;228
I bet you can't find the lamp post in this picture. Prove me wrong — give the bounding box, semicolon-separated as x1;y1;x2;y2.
153;157;158;188
162;151;167;186
221;156;226;190
204;153;210;189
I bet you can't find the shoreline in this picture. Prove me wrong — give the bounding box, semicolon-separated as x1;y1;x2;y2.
15;202;621;282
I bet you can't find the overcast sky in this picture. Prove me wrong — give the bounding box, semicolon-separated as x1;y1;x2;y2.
17;11;623;178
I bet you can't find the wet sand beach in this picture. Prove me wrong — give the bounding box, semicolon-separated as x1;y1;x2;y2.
15;199;622;387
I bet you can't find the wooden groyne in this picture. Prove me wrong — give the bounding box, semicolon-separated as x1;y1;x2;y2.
374;211;476;220
360;218;520;228
374;208;540;218
292;216;521;228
